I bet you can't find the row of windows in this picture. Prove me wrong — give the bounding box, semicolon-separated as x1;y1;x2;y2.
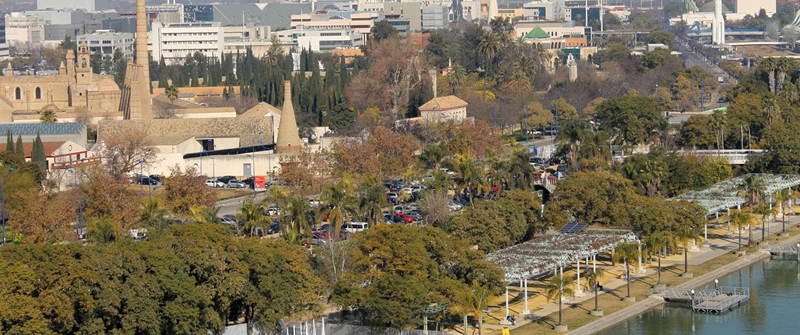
14;87;42;100
161;41;218;45
164;49;219;54
161;32;218;37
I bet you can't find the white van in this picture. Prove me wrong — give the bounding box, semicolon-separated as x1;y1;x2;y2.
341;222;369;234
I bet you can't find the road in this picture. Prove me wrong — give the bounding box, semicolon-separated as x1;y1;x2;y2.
674;39;738;111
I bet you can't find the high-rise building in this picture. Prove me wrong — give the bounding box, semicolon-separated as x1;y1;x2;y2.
150;22;224;65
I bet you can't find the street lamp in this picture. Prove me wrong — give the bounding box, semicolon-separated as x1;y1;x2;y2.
1;167;13;245
67;169;86;237
136;159;143;198
246;154;256;199
714;279;719;293
796;243;799;262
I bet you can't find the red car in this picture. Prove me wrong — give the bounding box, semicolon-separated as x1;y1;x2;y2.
393;213;413;224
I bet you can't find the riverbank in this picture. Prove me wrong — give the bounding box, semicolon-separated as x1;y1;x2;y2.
496;213;800;335
566;227;800;335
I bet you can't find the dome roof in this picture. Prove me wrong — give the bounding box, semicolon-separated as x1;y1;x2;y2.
40;104;61;113
96;76;119;92
699;1;730;13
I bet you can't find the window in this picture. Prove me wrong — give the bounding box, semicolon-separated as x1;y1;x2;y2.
15;87;20;100
35;87;41;99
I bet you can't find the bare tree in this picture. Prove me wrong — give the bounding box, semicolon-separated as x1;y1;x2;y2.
418;190;451;227
97;127;159;179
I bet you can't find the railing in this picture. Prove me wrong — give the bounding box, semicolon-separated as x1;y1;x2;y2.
50;157;101;170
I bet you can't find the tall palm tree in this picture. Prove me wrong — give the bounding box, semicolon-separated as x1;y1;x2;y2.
190;206;221;224
478;31;500;99
506;148;535;189
739;175;765;215
485;149;509;199
138;198;169;232
675;225;702;274
237;199;267;237
729;209;755;250
358;183;386;226
555;120;586;172
754;203;778;242
710;109;726;154
775;57;792;94
447;63;467;94
87;216;120;244
281;196;313;243
613;243;639;299
647;231;677;285
762;97;780;131
321;178;355;233
453;153;484;206
467;286;491;335
775;188;792;232
584;267;606;312
544;273;575;328
760;57;777;93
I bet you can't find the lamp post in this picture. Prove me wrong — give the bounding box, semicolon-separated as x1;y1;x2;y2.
796;243;799;262
68;168;86;237
714;279;719;293
136;159;143;198
247;154;256;199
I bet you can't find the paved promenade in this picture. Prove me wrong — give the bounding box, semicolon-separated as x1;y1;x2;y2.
470;211;800;335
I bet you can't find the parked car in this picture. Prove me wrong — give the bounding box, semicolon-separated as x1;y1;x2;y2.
308;198;321;207
138;176;157;185
206;179;224;188
386;192;399;204
217;175;237;184
241;176;255;188
226;180;247;188
393;213;413;224
220;215;237;225
267;222;281;234
266;205;281;216
405;211;423;221
312;224;329;234
149;174;164;185
311;232;333;245
448;201;463;211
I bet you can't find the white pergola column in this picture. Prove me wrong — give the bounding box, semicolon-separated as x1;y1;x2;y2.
523;279;530;314
638;240;644;273
576;260;584;296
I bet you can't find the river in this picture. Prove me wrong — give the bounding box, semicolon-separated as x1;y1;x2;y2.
599;258;800;335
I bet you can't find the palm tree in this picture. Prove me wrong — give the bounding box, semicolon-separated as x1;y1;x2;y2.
485;149;509;199
584;267;606;312
754;203;778;242
675;225;702;274
321;179;355;237
358;183;386;226
710;109;726;153
478;31;500;99
87;216;120;244
454;153;484;206
39;110;57;123
729;209;756;250
762;97;780;131
165;84;179;104
506;148;535;189
555;120;586;172
237;199;267;237
467;286;491;335
544;273;575;328
647;231;677;285
138;198;169;232
613;243;639;300
189;206;221;224
775;188;792;232
739;175;765;215
281;196;313;242
760;57;777;93
775;57;792;94
447;63;467;94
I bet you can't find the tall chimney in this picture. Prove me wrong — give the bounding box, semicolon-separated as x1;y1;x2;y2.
135;0;150;83
275;81;304;153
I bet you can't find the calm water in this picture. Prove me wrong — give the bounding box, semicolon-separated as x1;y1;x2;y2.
600;258;800;335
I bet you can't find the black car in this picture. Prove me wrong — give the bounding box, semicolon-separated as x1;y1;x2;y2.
268;222;281;234
149;174;164;185
242;176;255;188
137;176;157;185
218;175;237;184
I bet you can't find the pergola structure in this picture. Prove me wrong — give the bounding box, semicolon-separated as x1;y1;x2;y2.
670;174;800;216
487;230;639;283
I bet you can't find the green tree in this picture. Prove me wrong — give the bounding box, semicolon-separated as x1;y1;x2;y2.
39;110;57;123
613;243;639;300
730;209;756;250
583;267;606;312
14;135;23;159
596;95;667;145
775;188;793;232
165;84;179;104
478;31;500;99
675;224;702;274
370;20;399;43
647;231;677;285
544;274;575;328
280;196;314;243
5;130;12;154
640;48;675;71
90;50;103;74
448;63;467;94
31;132;46;171
644;29;675;48
444;199;528;253
753;202;777;242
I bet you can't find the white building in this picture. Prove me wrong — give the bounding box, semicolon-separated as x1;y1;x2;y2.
291;12;378;38
418;96;468;124
736;0;775;16
222;25;276;57
77;30;133;61
421;6;449;30
147;4;184;25
37;0;108;12
4;13;45;46
523;0;567;21
150;22;224;65
274;28;363;52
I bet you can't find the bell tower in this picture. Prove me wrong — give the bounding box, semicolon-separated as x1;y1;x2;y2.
76;43;92;85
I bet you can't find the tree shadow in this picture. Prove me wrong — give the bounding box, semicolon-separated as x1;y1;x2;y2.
535;315;555;327
569;303;589;312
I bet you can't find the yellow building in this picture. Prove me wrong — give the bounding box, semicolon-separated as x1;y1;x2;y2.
0;43;122;122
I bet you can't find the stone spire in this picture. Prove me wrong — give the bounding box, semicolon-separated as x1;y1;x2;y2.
58;61;65;75
5;63;13;77
275;81;303;153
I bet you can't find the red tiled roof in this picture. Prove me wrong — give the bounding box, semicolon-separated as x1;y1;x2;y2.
0;141;67;158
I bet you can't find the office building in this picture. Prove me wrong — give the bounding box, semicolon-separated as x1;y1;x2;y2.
150;22;224;65
37;0;108;12
77;30;134;60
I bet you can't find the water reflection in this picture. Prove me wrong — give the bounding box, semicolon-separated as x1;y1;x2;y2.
600;259;799;335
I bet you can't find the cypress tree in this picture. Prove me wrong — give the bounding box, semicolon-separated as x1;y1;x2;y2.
5;130;13;154
15;135;23;159
191;68;200;87
31;131;46;171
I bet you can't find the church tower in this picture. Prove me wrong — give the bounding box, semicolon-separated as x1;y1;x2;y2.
76;43;92;86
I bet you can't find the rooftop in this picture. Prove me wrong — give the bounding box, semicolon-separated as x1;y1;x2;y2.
670;173;800;215
418;95;468;111
0;122;86;136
